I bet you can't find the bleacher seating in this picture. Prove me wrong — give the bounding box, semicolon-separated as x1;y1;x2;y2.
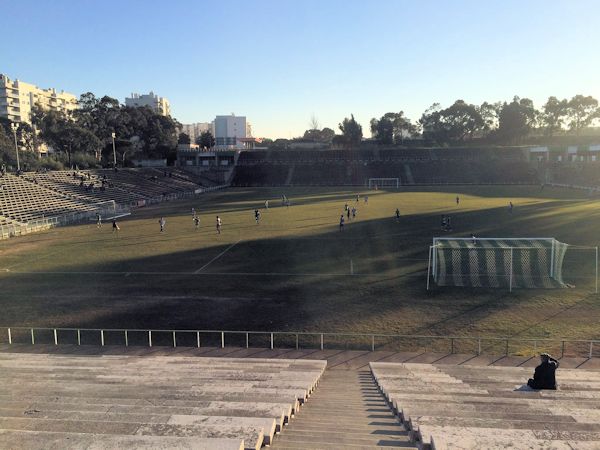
0;352;326;450
0;174;97;224
232;148;538;186
548;162;600;188
371;362;600;449
0;168;207;225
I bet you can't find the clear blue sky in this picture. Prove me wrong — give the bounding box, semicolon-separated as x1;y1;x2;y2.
2;0;599;138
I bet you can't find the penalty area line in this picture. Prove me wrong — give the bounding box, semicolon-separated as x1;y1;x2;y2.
194;239;241;274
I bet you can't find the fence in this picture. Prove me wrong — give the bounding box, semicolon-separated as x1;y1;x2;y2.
1;327;599;359
0;201;130;241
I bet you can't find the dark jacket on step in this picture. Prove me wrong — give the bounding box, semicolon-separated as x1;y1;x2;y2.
528;357;559;390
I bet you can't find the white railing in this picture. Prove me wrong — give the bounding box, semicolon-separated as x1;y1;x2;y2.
1;327;598;359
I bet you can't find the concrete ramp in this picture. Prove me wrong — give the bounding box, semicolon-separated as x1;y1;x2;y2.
371;362;600;450
0;352;325;449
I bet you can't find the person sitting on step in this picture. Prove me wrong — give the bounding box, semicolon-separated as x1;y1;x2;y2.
527;353;559;390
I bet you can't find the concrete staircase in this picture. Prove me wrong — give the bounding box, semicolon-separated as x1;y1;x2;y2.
272;370;415;449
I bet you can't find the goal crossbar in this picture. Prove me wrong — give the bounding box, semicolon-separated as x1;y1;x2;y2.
368;178;400;188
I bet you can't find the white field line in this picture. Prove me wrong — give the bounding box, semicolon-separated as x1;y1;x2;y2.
194;239;241;274
0;270;427;277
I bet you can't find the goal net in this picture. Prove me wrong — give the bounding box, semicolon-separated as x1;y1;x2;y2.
368;178;400;189
428;237;569;289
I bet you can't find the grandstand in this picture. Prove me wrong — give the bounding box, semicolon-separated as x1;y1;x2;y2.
0;168;215;238
0;349;326;450
232;147;539;187
1;343;600;449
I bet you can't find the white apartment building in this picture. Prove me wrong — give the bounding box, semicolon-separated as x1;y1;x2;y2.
0;74;78;124
214;114;247;148
180;122;214;143
125;92;170;116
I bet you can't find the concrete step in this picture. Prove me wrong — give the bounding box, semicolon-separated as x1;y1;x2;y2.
273;433;412;448
0;410;279;445
0;393;301;413
417;425;600;450
0;388;304;410
0;429;244;450
0;417;264;450
409;415;600;434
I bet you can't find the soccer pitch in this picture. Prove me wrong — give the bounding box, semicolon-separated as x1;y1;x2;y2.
1;185;599;342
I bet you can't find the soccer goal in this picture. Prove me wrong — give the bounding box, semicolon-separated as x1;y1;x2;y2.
426;237;599;292
368;178;400;189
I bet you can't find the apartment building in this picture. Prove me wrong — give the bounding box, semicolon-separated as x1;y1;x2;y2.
0;74;78;124
125;92;170;116
214;114;247;148
180;122;214;143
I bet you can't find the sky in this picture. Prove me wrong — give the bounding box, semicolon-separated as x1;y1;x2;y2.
1;0;599;139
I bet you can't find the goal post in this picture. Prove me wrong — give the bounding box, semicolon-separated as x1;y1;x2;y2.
368;178;400;189
427;237;582;291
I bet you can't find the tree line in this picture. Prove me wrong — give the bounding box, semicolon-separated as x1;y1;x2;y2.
0;92;180;170
298;94;600;148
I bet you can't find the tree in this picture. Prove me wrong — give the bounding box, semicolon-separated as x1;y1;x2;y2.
0;118;36;153
320;127;335;143
338;114;362;148
177;132;191;144
419;100;484;143
302;127;336;143
370;116;394;144
496;96;537;144
478;102;502;134
0;125;15;167
197;131;215;149
566;95;599;134
542;96;568;136
37;109;102;166
308;114;320;131
370;112;416;144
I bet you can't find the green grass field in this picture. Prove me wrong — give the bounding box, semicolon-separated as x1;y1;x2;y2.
1;185;600;350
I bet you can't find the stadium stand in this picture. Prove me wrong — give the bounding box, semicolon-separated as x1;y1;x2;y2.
371;362;600;449
232;148;539;186
0;174;98;224
0;168;209;227
546;162;600;189
0;352;326;450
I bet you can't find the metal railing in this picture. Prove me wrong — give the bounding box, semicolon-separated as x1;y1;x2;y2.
1;327;598;359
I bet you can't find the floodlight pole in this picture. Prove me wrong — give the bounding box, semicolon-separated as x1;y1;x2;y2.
10;123;20;171
111;132;117;168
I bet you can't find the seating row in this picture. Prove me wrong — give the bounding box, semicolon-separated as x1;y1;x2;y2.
0;352;326;450
0;168;208;224
231;160;537;187
370;362;600;450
